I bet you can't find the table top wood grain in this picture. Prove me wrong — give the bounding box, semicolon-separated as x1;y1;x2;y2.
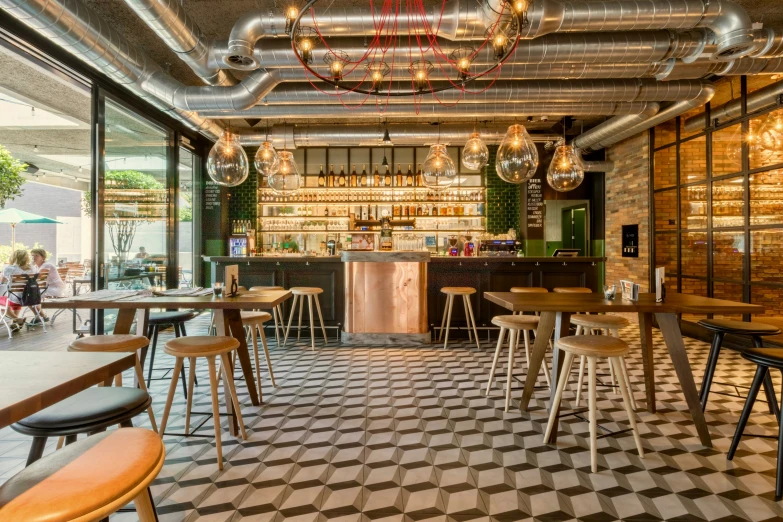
484;292;765;315
41;290;292;310
0;351;135;429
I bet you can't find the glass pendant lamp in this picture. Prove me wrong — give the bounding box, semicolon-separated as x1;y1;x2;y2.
255;141;280;176
268;150;301;194
546;143;584;192
758;109;783;152
495;124;538;183
422;144;457;191
461;132;489;170
207;130;249;187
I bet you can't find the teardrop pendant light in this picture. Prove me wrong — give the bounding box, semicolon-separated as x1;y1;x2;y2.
422;144;457;191
268;150;301;194
255;141;280;177
461;132;489;170
495;124;538;184
546;143;584;192
206;130;249;187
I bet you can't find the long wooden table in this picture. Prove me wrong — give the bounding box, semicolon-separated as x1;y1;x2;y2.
483;291;764;448
0;351;135;429
42;290;292;409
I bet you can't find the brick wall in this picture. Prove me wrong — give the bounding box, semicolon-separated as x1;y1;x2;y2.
605;132;651;291
485;145;521;235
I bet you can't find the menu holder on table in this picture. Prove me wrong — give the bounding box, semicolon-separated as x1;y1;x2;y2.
620;280;640;301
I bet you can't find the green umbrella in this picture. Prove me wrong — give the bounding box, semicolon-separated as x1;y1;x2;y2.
0;208;63;251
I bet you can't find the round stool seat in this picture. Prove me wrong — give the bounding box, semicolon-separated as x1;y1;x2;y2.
571;314;629;330
556;335;629;357
491;314;540;330
553;287;591;293
164;335;239;358
510;287;548;293
69;334;148;353
742;347;783;368
148;310;196;325
13;388;150;432
698;318;781;336
0;428;164;522
241;311;273;324
291;287;323;296
441;287;476;296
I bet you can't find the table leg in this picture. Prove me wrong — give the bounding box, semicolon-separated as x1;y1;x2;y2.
655;312;712;447
219;309;261;407
520;311;557;412
543;312;572;444
638;312;656;413
214;310;239;437
113;308;137;335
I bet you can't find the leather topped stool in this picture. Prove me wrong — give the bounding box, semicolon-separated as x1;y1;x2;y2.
69;334;157;432
0;428;164;522
249;286;285;344
544;335;644;473
11;387;151;466
241;310;276;402
145;310;197;397
284;287;328;350
728;347;783;499
698;318;781;415
159;335;247;470
486;315;550;411
439;287;480;350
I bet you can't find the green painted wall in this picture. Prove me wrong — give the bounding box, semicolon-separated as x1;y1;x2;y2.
485;145;521;236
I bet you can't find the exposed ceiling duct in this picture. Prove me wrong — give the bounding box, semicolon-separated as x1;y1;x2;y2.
573;82;715;150
682;78;783;132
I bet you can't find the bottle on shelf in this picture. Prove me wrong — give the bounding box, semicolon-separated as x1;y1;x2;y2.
360;164;368;187
416;205;423;216
318;164;325;187
338;164;346;187
384;165;392;187
373;164;380;187
406;164;414;187
416;164;423;187
328;164;335;188
396;165;403;187
350;164;357;187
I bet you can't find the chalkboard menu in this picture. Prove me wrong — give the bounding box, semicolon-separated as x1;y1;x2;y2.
205;180;221;211
526;177;544;233
203;180;227;256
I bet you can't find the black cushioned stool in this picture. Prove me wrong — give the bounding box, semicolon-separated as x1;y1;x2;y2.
11;387;151;466
698;318;781;415
145;310;197;396
728;347;783;499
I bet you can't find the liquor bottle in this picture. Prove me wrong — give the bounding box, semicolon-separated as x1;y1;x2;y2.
416;164;423;187
350;164;357;187
338;164;346;187
396;165;403;187
318;164;325;187
360;164;368;187
328;164;335;188
416;205;423;216
324;206;329;216
384;166;392;187
373;164;380;187
409;204;417;216
406;164;414;187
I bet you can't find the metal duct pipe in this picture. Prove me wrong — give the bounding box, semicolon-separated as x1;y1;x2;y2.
121;0;237;86
571;104;662;150
582;161;615;172
751;27;783;58
682;78;783;132
199;101;656;119
573;82;715;150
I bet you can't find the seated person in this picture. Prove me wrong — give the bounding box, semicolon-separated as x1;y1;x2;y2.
134;246;148;260
31;247;66;300
0;250;38;330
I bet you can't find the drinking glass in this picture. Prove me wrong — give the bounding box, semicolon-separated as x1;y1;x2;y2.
212;281;224;298
603;284;616;300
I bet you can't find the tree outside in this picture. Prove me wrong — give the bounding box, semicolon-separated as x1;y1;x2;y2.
0;144;26;209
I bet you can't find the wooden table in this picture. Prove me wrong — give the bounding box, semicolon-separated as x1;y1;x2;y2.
0;351;135;429
42;290;292;409
483;291;764;448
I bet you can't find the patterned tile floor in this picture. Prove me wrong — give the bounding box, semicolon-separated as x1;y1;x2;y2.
2;317;783;521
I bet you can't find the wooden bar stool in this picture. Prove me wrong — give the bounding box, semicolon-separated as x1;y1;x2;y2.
241;310;276;402
159;335;248;470
486;315;549;411
439;287;480;350
249;286;285;344
0;428;164;521
145;310;197;397
69;334;157;432
544;335;644;473
284;287;328;350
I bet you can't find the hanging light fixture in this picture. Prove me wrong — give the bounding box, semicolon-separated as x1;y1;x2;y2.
547;142;584;192
409;60;434;92
268;151;301;194
284;6;299;34
254;141;279;177
422;144;457;191
496;124;539;184
367;61;390;93
462;131;489;170
207;129;249;187
324;51;349;82
757;109;783;152
295;27;316;65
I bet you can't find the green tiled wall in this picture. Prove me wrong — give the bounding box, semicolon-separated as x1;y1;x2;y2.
485;145;521;236
228;146;258;223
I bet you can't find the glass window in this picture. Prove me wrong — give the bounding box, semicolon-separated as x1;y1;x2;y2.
681;184;706;230
712;177;744;228
654;189;677;231
713;281;745;319
713;230;744;281
680;276;709;322
712;124;742;176
751;284;783;317
654;232;677;276
750;169;783;226
681;231;708;277
655;119;677;148
178;147;196;288
750;109;783;170
680;105;707;138
679;136;707;184
751;229;783;283
653;146;677;189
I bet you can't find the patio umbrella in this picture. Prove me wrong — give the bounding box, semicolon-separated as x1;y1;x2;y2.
0;208;63;251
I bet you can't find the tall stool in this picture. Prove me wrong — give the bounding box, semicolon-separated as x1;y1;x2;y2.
486;315;548;411
159;335;247;470
727;347;783;499
0;428;164;521
284;287;328;350
570;315;635;409
698;318;781;415
145;310;197;396
241;310;276;402
69;334;157;432
249;286;285;344
439;287;480;350
544;335;644;473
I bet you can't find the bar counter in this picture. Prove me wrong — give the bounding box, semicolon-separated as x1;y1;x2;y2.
206;255;605;335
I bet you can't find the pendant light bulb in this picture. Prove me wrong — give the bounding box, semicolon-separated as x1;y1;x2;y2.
255;141;280;177
461;132;489;170
267;150;301;194
546;144;584;192
422;144;457;191
495;124;539;184
207;130;249;187
758;109;783;152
